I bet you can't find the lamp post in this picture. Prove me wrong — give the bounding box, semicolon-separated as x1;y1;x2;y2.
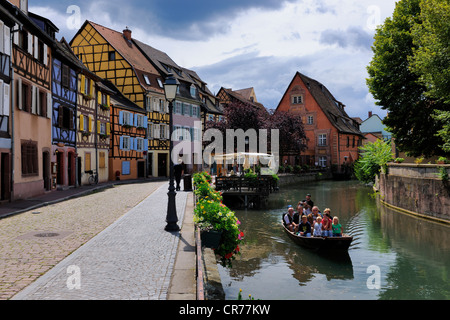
163;73;180;232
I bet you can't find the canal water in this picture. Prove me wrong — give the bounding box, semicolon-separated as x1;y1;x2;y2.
218;180;450;300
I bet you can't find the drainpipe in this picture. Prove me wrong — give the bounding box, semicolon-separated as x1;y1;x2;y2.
9;24;22;202
94;83;98;178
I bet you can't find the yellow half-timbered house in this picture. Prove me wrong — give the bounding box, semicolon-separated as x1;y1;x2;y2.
70;21;169;177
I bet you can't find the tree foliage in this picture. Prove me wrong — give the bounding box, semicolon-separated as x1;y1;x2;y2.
206;102;307;156
366;0;448;157
268;110;307;157
354;140;394;184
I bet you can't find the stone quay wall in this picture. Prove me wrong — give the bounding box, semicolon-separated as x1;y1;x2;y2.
376;163;450;223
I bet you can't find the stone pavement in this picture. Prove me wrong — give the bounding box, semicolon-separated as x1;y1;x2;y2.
0;179;196;300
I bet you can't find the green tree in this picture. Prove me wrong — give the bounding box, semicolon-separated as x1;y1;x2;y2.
366;0;446;157
410;0;450;154
354;140;394;184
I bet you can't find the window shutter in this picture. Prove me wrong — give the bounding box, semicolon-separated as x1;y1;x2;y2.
144;139;148;152
106;94;110;107
46;92;52;119
143;116;148;126
90;80;94;96
58;105;63;127
119;136;124;150
33;36;38;58
106;123;110;135
35;87;40;115
80;75;85;93
4;25;11;56
119;111;123;125
0;21;4;54
69;109;74;130
3;83;10;116
148;123;153;139
13;24;19;45
17;78;23;110
97;91;102;105
154;124;160;139
88;116;92;132
43;43;47;65
79;114;84;131
0;80;3;115
97;120;101;134
133;113;138;127
31;86;36;114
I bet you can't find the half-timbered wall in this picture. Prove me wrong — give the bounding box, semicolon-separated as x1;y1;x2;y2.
71;23;146;108
12;26;52;200
109;105;147;180
52;58;77;147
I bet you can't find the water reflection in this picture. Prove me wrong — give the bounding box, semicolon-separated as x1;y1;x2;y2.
218;180;450;300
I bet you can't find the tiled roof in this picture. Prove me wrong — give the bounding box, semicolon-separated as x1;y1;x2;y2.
132;39;194;85
88;21;163;93
220;88;268;114
295;72;363;136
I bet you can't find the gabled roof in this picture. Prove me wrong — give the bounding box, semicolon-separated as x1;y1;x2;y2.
234;87;257;103
218;87;267;114
277;72;363;136
83;21;164;94
132;39;194;85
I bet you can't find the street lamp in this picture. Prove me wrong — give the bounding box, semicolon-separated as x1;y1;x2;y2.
164;73;180;232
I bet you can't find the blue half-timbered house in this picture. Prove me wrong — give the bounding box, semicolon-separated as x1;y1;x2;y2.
51;39;79;188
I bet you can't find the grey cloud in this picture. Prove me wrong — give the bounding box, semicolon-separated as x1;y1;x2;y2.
319;26;373;51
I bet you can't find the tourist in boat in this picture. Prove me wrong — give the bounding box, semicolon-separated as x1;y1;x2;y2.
302;202;312;216
313;216;323;237
307;206;322;225
304;194;314;208
283;207;298;232
297;215;312;237
293;203;302;225
332;216;343;237
322;208;333;237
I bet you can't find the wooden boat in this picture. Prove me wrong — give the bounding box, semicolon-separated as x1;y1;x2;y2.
282;221;353;251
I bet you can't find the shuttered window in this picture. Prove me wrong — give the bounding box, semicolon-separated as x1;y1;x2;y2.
21;140;38;176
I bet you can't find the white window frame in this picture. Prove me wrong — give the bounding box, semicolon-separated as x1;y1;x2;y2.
307;115;314;125
136;138;144;152
123;111;132;126
292;95;303;104
319;156;327;168
318;134;327;147
190;85;197;97
143;74;151;86
122;136;131;151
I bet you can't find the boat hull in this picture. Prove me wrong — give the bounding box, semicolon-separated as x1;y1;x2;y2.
282;222;353;251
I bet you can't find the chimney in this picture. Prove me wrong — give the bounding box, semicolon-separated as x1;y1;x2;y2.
368;111;372;118
123;27;132;41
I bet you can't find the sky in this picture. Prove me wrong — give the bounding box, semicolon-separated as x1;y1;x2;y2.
29;0;398;120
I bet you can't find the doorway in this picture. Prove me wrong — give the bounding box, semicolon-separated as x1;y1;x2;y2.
158;153;167;177
42;151;51;191
56;151;64;185
68;152;75;186
137;161;145;178
1;153;11;200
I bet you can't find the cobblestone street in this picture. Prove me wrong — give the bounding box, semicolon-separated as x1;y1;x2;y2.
0;180;169;300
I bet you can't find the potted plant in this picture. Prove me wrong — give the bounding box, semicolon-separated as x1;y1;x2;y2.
394;157;404;163
436;157;448;165
194;199;244;266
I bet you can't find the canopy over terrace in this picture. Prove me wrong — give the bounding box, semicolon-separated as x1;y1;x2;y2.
212;152;277;176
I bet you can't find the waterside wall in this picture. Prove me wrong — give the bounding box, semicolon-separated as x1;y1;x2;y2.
376;163;450;223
